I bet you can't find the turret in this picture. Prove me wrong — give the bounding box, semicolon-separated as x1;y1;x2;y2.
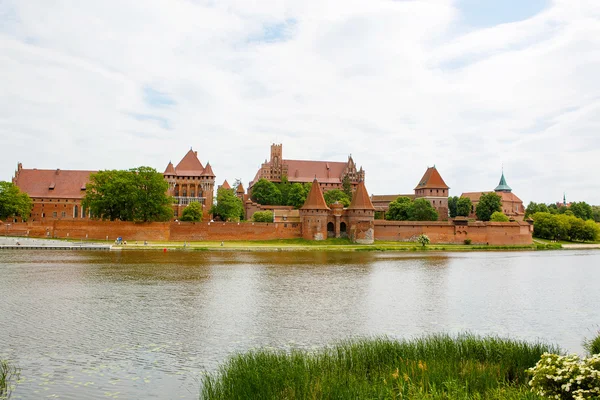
345;180;375;244
299;178;330;240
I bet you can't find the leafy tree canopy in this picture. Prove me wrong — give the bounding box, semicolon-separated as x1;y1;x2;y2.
490;211;510;222
532;212;600;242
386;197;438;221
569;201;593;221
524;202;549;218
212;187;244;222
0;181;33;221
448;196;458;218
409;199;439;221
456;197;472;217
250;179;282;205
180;201;203;222
82;167;173;222
286;182;311;209
342;175;352;198
323;189;351;207
386;196;413;221
475;193;502;221
252;211;273;223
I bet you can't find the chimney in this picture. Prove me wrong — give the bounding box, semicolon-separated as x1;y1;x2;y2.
195;151;198;157
56;169;60;175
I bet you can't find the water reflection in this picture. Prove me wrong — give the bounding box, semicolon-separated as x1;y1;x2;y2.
1;250;599;399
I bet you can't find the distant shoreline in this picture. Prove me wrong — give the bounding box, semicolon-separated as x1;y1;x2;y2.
3;236;600;252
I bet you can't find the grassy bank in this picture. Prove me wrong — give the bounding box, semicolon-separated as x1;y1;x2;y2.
201;334;559;399
120;238;553;252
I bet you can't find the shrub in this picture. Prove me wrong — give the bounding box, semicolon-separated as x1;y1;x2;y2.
528;353;600;399
490;211;510;222
252;211;273;223
416;234;430;247
584;331;600;356
464;239;472;245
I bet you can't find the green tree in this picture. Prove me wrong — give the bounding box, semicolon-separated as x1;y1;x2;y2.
342;175;352;198
0;181;33;221
456;197;472;217
82;167;173;222
276;176;291;206
475;193;502;221
386;196;413;221
287;182;311;209
582;220;600;241
408;199;439;221
592;205;600;222
250;178;282;205
180;201;203;222
252;211;273;222
323;189;351;207
569;201;593;221
213;187;244;222
448;196;458;218
490;211;509;222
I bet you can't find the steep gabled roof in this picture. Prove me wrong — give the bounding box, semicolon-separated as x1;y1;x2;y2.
414;166;449;190
175;149;205;176
301;178;330;210
284;159;348;184
348;180;375;210
201;162;215;177
494;172;512;192
236;183;245;193
221;180;231;189
164;161;176;175
14;168;96;199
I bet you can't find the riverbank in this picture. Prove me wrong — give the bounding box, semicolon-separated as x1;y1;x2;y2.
0;236;578;251
201;334;558;400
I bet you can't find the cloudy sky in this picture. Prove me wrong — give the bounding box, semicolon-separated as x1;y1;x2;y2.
1;0;599;205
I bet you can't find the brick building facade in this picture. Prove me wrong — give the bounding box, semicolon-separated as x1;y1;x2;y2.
461;171;524;220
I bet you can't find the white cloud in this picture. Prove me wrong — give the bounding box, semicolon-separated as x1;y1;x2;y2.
1;0;599;205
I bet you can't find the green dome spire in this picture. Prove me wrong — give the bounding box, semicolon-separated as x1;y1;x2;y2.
494;170;512;192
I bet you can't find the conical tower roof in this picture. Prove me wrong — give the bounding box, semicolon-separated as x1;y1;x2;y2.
301;178;330;210
494;171;512;192
221;180;231;189
348;180;375;210
414;166;449;190
236;183;245;193
201;162;215;177
175;149;204;176
164;161;176;175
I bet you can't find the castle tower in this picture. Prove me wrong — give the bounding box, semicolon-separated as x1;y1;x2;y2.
494;170;512;192
345;180;375;244
414;166;449;220
299;178;330;240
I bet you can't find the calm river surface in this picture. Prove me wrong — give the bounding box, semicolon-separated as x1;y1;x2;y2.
1;249;599;399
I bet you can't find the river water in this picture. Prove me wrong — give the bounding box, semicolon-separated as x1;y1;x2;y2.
0;249;598;399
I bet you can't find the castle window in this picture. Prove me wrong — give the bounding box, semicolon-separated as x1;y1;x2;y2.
52;212;57;218
61;211;66;218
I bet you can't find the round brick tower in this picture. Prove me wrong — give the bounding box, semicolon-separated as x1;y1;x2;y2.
345;180;375;244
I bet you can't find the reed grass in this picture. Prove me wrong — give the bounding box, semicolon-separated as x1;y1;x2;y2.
201;334;559;400
0;360;19;400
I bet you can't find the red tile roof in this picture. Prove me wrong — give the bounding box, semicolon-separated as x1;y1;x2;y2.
164;161;176;175
414;167;449;190
301;179;330;210
14;168;95;199
236;183;245;193
461;191;523;204
174;149;205;176
221;180;231;189
201;162;215;177
348;180;375;210
286;159;348;183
